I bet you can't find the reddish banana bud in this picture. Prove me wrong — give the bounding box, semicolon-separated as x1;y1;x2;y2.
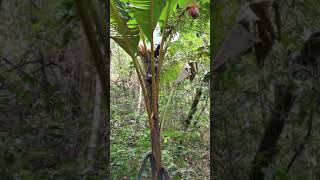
187;3;199;19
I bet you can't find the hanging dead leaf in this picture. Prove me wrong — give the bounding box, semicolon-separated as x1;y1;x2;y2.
174;61;199;84
175;63;191;85
213;0;277;73
214;23;259;72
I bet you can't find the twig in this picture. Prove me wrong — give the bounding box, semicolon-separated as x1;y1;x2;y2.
5;60;41;72
136;151;153;180
194;93;208;123
87;75;102;170
0;55;39;83
286;112;314;173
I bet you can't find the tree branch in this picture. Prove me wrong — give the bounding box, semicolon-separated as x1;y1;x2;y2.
286;112;314;173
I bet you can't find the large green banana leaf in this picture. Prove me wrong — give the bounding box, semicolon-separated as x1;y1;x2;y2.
130;0;166;41
158;0;179;29
110;0;140;58
110;0;193;56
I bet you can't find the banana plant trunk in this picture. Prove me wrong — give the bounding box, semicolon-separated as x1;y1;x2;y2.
145;77;163;179
151;113;162;179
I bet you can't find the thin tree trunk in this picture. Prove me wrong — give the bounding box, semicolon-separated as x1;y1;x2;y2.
87;75;102;170
145;77;163;179
150;113;162;179
137;84;142;114
70;63;81;119
185;87;202;129
39;53;51;115
75;0;110;178
185;72;210;130
250;85;293;180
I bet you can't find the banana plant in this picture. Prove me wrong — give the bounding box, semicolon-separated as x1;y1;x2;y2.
110;0;196;178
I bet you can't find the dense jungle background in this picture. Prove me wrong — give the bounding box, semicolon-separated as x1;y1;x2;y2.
0;0;109;179
212;0;320;179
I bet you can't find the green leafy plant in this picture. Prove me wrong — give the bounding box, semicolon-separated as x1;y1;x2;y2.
110;0;201;178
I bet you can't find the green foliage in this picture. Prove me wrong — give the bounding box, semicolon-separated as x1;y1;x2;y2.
110;0;209;178
110;1;210;174
130;0;165;41
0;0;108;179
159;0;179;29
111;0;140;58
212;0;320;179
